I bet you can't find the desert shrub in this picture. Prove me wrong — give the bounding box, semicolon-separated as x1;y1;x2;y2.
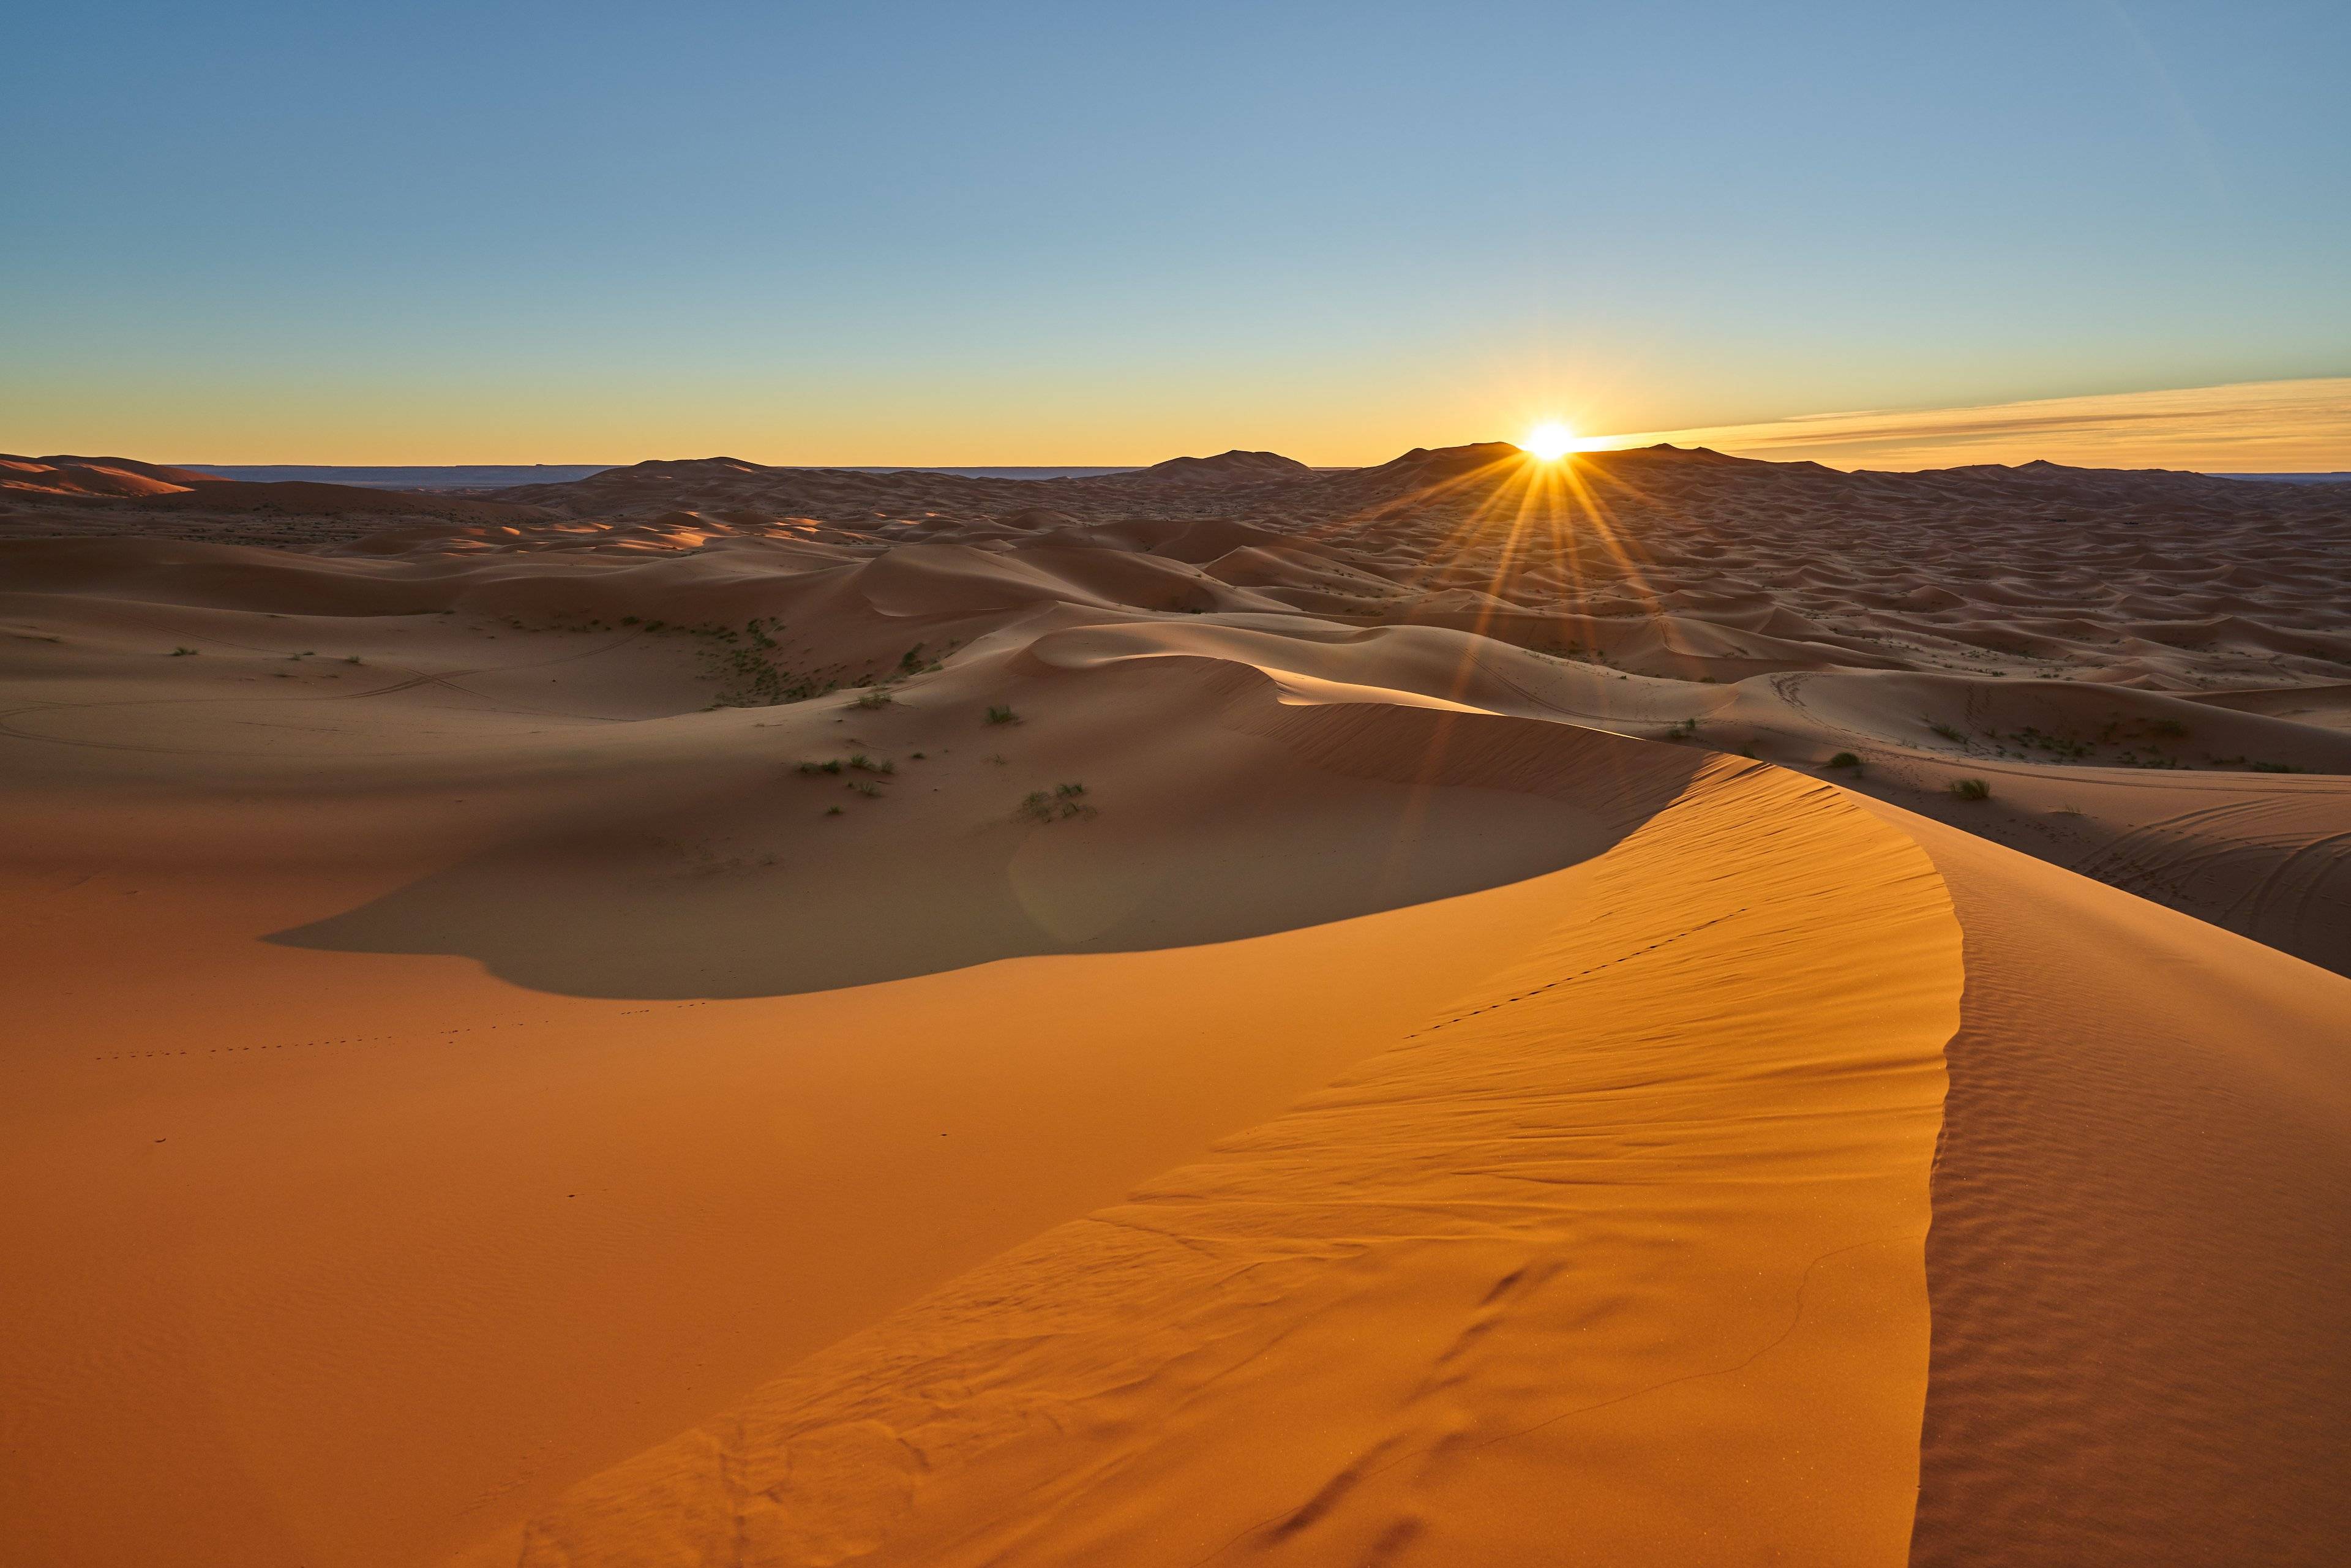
708;638;826;708
1949;777;1992;801
987;704;1019;726
169;647;198;656
1827;751;1862;771
1018;782;1094;823
853;688;895;709
1928;721;1965;744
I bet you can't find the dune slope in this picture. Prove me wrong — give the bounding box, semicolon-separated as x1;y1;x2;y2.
1882;808;2351;1565
499;752;1962;1568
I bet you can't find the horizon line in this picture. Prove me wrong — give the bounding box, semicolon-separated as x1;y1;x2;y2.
53;375;2345;475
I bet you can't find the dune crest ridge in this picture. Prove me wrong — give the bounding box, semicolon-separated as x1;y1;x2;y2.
1880;805;2351;1564
492;754;1963;1567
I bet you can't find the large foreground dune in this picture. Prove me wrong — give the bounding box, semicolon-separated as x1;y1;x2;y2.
2;445;2347;1564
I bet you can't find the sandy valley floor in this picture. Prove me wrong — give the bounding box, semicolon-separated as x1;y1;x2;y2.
4;446;2348;1566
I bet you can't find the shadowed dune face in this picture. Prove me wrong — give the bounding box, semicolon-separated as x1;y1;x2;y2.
269;669;1704;998
4;445;2350;1567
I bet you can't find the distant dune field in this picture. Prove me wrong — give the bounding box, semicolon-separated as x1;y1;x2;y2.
3;445;2347;1566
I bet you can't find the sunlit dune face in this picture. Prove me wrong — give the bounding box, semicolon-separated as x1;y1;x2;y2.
1520;421;1580;462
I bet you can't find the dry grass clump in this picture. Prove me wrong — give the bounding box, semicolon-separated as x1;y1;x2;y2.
1017;782;1093;823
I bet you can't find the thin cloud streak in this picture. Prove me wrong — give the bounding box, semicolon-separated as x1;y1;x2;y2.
1595;378;2351;472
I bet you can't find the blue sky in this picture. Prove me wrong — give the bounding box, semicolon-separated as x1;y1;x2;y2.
6;1;2347;462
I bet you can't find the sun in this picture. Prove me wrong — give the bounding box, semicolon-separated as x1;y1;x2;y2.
1520;420;1580;462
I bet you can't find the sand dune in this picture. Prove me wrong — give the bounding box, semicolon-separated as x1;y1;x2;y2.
2;453;231;496
1883;807;2351;1566
2;443;2346;1564
1;458;552;547
495;750;1962;1568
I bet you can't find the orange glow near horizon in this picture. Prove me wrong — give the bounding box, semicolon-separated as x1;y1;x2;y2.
8;378;2338;473
1520;421;1582;462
